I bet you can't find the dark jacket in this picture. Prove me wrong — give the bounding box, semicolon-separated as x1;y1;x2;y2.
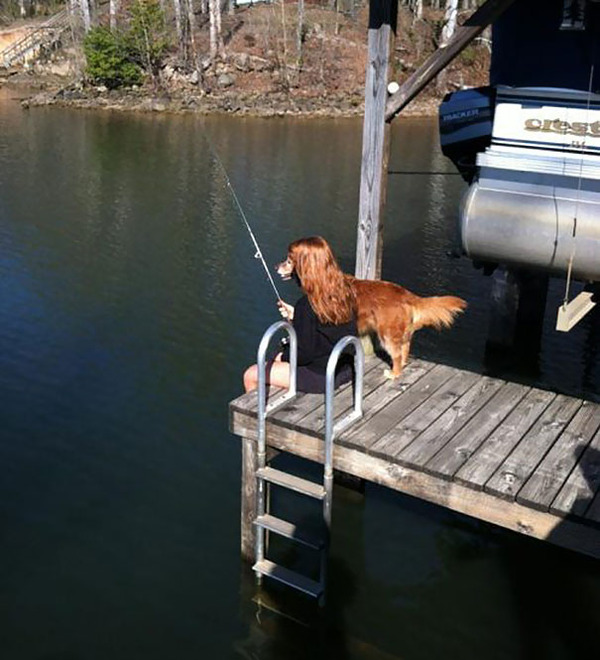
281;296;357;374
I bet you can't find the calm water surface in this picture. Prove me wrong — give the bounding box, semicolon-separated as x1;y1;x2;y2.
1;88;600;660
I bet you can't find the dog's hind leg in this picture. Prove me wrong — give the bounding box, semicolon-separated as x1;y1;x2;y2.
381;333;412;380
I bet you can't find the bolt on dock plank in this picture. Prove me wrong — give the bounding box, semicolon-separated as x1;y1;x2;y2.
230;356;600;561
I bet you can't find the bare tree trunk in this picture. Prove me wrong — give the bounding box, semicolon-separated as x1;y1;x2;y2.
80;0;91;32
296;0;304;68
186;0;198;64
209;0;223;59
279;0;289;88
440;0;459;46
437;0;458;93
18;0;27;18
200;0;208;14
173;0;184;54
109;0;119;30
228;0;235;16
216;0;223;54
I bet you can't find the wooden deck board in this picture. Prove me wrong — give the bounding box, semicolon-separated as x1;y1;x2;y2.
553;427;600;519
339;363;457;452
454;388;556;490
395;375;504;472
294;356;416;437
483;394;582;502
517;402;600;513
368;369;480;461
425;382;530;481
229;357;600;559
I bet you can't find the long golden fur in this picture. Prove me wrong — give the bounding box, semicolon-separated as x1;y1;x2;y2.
278;236;467;379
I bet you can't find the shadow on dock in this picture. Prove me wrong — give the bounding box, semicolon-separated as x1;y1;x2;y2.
503;446;600;660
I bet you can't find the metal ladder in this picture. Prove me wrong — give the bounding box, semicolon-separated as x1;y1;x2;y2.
252;320;364;605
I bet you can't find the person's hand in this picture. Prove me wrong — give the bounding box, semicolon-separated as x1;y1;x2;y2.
277;300;294;321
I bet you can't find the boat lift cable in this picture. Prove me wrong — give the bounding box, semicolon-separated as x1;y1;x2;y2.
563;62;595;308
201;131;283;303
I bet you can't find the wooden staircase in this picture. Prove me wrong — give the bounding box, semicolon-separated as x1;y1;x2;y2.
1;10;69;68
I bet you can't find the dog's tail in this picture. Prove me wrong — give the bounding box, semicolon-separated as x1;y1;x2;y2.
413;295;467;331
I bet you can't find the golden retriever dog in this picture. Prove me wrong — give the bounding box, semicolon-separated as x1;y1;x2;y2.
276;237;467;379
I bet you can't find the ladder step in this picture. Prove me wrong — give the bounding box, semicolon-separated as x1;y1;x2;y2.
253;559;323;599
257;467;326;500
254;514;326;550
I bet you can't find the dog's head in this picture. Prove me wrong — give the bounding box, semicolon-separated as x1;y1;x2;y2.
275;255;295;281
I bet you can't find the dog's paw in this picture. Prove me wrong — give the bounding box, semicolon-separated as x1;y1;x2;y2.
383;368;399;380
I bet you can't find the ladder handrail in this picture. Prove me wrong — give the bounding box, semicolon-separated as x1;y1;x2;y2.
323;335;364;530
324;336;364;471
256;320;297;458
255;320;297;572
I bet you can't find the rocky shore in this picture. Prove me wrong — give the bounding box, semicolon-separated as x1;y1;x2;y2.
7;74;440;118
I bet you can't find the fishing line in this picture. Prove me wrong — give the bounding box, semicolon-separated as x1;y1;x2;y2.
202;130;283;302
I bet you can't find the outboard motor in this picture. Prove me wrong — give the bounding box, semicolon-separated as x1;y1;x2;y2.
439;87;495;183
442;85;600;282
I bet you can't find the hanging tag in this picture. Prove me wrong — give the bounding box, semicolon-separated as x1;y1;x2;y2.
556;291;596;332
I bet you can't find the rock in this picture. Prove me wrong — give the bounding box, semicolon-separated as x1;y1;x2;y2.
188;70;199;85
234;53;250;72
97;85;108;93
217;73;234;88
163;64;175;80
47;61;71;77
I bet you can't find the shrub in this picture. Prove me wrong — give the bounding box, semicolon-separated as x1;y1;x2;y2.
84;27;143;88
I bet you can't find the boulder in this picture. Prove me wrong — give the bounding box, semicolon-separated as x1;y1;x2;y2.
217;73;235;88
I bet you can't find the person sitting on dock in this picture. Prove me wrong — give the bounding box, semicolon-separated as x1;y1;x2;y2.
243;237;357;394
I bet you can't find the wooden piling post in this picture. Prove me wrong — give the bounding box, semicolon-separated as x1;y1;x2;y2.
355;0;397;281
241;435;257;563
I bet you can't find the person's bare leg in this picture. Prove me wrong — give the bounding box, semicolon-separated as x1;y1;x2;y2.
243;361;291;393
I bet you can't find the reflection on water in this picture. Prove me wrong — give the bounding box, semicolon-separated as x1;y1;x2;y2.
1;88;600;660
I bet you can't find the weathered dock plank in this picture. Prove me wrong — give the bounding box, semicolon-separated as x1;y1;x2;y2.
369;369;480;461
553;427;600;519
396;375;504;472
339;362;457;452
516;401;600;513
425;381;530;481
296;356;423;437
483;394;582;501
455;388;556;490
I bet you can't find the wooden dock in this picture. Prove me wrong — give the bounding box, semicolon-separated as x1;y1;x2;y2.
230;356;600;561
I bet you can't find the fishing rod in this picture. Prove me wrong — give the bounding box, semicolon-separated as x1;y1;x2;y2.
202;132;283;303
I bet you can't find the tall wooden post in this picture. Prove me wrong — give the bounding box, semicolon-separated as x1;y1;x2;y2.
355;0;397;280
241;436;257;563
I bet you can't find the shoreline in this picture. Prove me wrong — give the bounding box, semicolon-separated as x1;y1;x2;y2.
3;76;440;119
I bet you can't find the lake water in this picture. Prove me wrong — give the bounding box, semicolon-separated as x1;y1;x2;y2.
1;88;600;660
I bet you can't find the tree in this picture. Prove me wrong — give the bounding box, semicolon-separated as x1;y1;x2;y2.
126;0;169;77
84;26;143;87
